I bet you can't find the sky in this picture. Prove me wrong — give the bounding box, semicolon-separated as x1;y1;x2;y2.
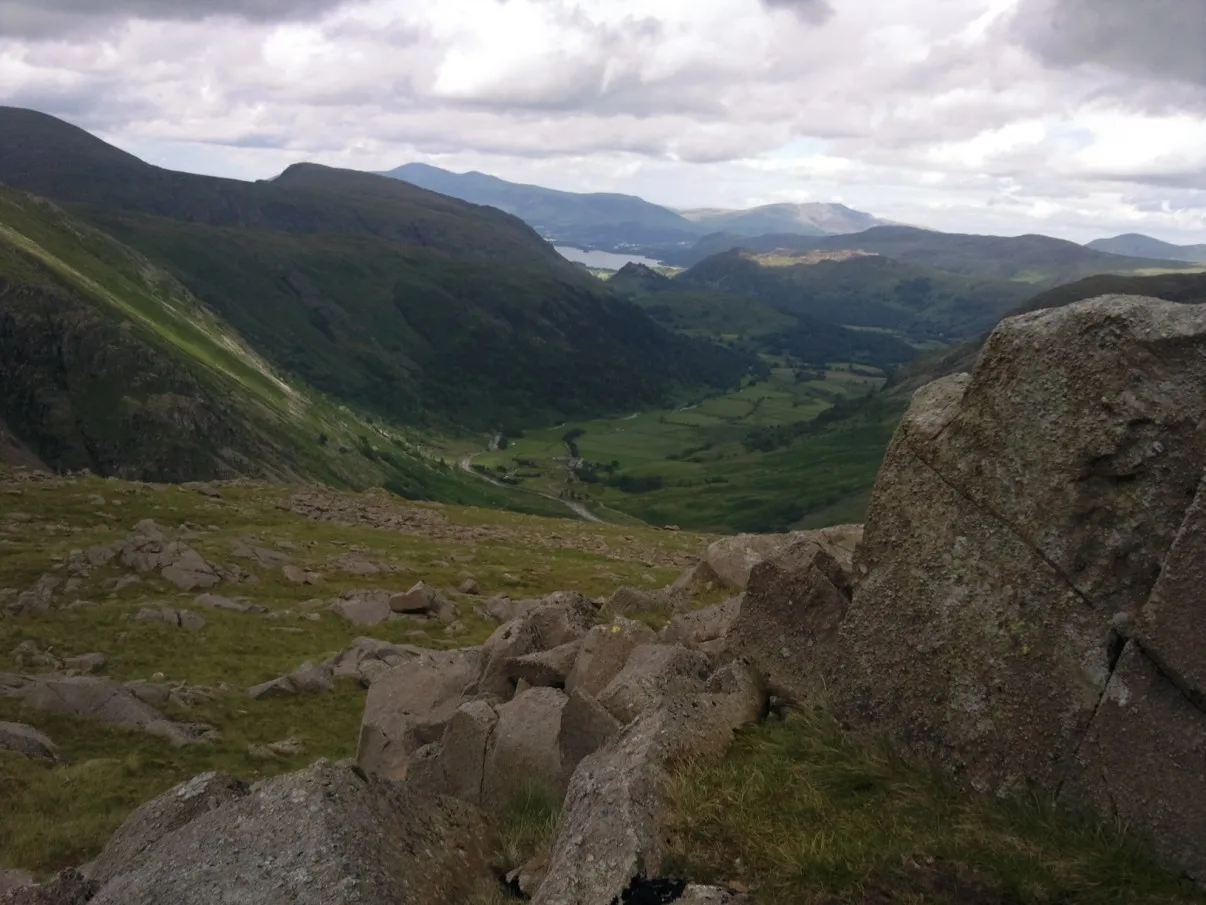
1;0;1204;243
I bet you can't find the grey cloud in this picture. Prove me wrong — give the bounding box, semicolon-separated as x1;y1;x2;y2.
760;0;834;25
1012;0;1206;88
0;0;350;38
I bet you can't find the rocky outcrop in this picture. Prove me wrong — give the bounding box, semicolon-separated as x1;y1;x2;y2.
120;521;219;592
474;593;598;699
0;675;214;746
326;638;422;687
702;524;862;591
0;722;58;763
662;597;741;655
134;607;206;630
357;648;481;779
727;545;852;703
825;296;1206;879
85;761;497;905
246;662;334;700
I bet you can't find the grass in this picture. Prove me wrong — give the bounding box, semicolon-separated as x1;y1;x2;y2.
472;366;898;533
0;471;711;875
496;781;563;872
663;709;1206;905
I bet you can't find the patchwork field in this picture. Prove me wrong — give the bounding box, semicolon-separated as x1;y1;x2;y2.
468;363;896;533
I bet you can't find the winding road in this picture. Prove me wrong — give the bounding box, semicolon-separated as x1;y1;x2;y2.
458;449;603;524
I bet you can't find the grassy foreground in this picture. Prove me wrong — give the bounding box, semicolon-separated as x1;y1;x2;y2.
0;470;707;875
664;710;1206;905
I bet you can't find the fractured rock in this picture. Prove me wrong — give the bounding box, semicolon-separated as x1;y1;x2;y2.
0;722;59;763
595;643;711;724
703;524;863;591
565;617;657;699
662;598;741;654
475;593;598;699
86;761;497;905
483;686;568;811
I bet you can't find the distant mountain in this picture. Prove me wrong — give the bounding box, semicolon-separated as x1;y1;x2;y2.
1086;233;1206;264
679;203;890;238
0;107;754;482
383;162;704;249
675;248;1033;343
670;225;1197;286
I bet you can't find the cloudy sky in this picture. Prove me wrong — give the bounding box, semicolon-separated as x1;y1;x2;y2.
2;0;1204;242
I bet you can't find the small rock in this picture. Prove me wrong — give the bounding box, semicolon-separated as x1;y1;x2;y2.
0;722;59;763
63;653;107;675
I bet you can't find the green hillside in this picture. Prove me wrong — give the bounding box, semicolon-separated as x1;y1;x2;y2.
675;248;1033;342
0;108;753;433
1086;233;1206;264
673;225;1200;285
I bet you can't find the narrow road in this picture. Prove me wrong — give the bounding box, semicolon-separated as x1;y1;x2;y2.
459;449;603;524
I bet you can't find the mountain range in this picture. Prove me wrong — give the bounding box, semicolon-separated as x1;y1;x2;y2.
383;162;891;251
0;106;751;489
1086;233;1206;264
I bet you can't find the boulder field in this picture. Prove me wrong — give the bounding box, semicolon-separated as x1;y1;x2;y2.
6;294;1206;902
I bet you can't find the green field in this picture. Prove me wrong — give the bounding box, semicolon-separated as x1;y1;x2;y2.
471;362;899;533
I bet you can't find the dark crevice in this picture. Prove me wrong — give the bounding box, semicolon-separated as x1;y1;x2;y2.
495;868;527;900
610;876;688;905
1131;637;1206;718
1106;629;1126;673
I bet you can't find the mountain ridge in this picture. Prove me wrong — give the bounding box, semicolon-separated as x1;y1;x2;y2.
1086;233;1206;264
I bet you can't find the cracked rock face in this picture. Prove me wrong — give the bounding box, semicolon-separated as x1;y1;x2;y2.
832;295;1206;878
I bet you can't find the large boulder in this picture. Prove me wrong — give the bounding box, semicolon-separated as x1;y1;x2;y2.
533;663;765;905
88;772;250;889
87;761;497;905
662;598;741;654
703;524;863;591
0;722;58;763
595;643;712;725
727;545;852;703
474;593;597;699
483;687;569;811
565;617;657;698
408;699;500;804
834;296;1206;801
357;648;481;779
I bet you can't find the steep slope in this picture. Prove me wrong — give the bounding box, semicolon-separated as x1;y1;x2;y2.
671;225;1199;284
891;270;1206;394
0;108;752;429
676;248;1033;342
679;202;889;237
1087;233;1206;264
384;162;703;248
610;261;917;367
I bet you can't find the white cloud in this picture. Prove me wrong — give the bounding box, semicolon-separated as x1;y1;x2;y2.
1;0;1205;242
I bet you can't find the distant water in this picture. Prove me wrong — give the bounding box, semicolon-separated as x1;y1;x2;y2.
554;246;664;270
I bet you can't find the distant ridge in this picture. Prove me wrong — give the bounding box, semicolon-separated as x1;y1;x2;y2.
1086;233;1206;264
678;202;892;237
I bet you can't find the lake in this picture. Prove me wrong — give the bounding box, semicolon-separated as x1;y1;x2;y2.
554;246;664;270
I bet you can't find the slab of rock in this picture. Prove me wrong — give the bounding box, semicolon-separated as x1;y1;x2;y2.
89;772;250;889
558;689;622;781
1060;641;1206;882
247;662;334;700
135;607;206;630
194;594;265;615
0;722;58;762
327;638;422;687
389;582;455;621
506;640;581;689
280;564;321;585
483;686;568;811
565;617;657;699
605;587;682;617
835;297;1206;799
358;648;481;779
596;643;712;725
662;598;741;653
330;590;393;627
533;665;765;905
475;594;598;699
63;653;107;675
10;676;213;747
87;761;497;905
409;699;500;804
728;546;851;703
703;524;863;591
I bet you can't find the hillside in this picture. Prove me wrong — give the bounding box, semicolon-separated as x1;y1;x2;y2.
671;225;1198;284
675;248;1034;342
384;162;704;249
1087;233;1206;264
679;202;890;237
891;270;1206;394
0;108;753;433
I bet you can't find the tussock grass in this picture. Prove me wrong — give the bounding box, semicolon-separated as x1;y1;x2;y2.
496;781;563;873
663;709;1206;905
